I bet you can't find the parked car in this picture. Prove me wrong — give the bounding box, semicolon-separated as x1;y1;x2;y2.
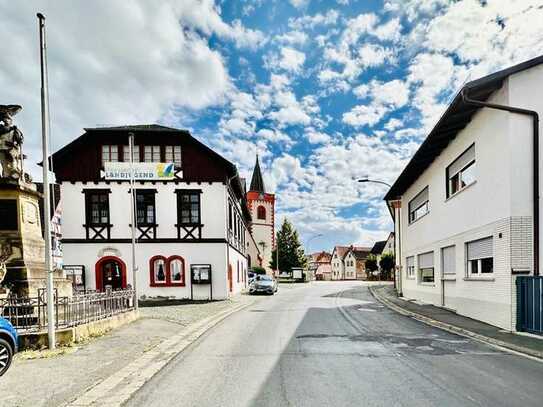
247;271;256;285
249;275;278;295
0;316;18;377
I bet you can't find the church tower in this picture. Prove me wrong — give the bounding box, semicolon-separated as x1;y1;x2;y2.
246;155;275;273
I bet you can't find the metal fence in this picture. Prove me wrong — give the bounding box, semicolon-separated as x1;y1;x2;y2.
0;288;135;333
516;276;543;335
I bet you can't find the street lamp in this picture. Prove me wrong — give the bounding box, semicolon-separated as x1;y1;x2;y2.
306;233;324;248
357;176;396;288
357;177;392;188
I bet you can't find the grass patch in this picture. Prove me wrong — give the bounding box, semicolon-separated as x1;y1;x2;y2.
17;345;78;360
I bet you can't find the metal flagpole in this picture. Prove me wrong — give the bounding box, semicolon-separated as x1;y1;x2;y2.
37;12;55;349
128;133;138;310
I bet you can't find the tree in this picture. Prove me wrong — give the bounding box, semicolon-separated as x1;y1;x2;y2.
251;266;266;275
269;218;307;273
379;253;395;280
365;254;378;280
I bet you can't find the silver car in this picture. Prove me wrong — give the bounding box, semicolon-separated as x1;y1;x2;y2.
249;275;278;295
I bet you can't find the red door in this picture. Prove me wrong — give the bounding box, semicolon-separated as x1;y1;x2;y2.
228;265;233;292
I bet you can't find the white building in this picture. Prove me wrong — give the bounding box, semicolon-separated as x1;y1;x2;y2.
330;246;349;280
52;125;251;300
385;57;543;331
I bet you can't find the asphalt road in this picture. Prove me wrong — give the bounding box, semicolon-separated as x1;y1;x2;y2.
126;282;543;407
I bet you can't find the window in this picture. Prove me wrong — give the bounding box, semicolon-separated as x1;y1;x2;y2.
136;190;156;225
150;255;185;286
228;202;233;231
418;251;434;283
447;144;476;198
408;187;429;223
150;256;167;285
86;190;109;225
165;146;182;167
144;145;161;162
123;145;140;162
467;237;493;276
168;257;185;285
101;145;118;166
177;190;201;225
257;205;266;220
406;256;415;279
441;245;456;275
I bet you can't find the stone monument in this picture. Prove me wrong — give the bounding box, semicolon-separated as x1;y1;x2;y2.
0;104;70;298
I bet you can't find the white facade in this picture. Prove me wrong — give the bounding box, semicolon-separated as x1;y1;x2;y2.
394;64;543;331
343;252;357;280
62;181;249;300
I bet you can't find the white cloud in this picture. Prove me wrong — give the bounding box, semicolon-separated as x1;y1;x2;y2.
275;30;308;46
288;10;339;30
0;0;257;178
305;128;331;144
289;0;310;9
342;104;388;127
384;118;403;131
278;47;306;73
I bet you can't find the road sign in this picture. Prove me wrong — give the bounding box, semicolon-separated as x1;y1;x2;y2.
101;162;179;180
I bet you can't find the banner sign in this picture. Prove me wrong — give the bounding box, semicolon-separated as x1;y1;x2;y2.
102;162;180;180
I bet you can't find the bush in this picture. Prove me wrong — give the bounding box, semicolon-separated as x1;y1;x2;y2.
251;266;266;275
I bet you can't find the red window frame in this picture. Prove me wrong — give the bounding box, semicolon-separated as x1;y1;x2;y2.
149;255;186;287
257;205;266;220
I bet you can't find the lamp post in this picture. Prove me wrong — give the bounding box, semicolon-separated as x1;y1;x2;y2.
306;233;324;248
305;234;323;280
357;177;392;188
357;177;396;288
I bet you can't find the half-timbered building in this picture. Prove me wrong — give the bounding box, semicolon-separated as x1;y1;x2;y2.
51;125;251;300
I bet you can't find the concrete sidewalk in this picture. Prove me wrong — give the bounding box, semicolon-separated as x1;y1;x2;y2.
0;296;255;407
370;285;543;360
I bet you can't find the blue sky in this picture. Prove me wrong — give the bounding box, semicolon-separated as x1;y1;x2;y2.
2;0;543;253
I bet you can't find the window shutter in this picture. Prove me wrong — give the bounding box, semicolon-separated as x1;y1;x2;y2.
449;145;475;176
406;256;414;268
409;187;429;211
441;246;456;274
467;237;493;260
418;252;434;268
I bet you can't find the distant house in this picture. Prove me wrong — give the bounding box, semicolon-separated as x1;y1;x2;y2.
308;251;332;281
343;246;372;280
331;246;349;280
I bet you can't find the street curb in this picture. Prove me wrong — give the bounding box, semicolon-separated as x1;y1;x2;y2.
368;286;543;361
65;300;256;407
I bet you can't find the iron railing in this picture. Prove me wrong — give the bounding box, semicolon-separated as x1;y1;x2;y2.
0;288;135;333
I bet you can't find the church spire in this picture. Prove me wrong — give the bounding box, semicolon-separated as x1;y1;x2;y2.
249;154;266;193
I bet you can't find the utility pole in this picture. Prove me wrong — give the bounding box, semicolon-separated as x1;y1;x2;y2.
128;133;138;310
37;12;55;349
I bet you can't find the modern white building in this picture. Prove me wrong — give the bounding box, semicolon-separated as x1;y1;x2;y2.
385;57;543;332
52;125;251;300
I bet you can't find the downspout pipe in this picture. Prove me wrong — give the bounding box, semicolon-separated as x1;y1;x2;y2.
462;88;540;276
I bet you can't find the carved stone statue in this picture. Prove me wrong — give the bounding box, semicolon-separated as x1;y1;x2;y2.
0;105;25;181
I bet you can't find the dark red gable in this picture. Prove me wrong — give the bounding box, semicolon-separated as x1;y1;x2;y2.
51;125;233;183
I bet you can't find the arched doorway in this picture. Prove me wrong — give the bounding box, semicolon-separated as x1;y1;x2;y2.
95;256;127;291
